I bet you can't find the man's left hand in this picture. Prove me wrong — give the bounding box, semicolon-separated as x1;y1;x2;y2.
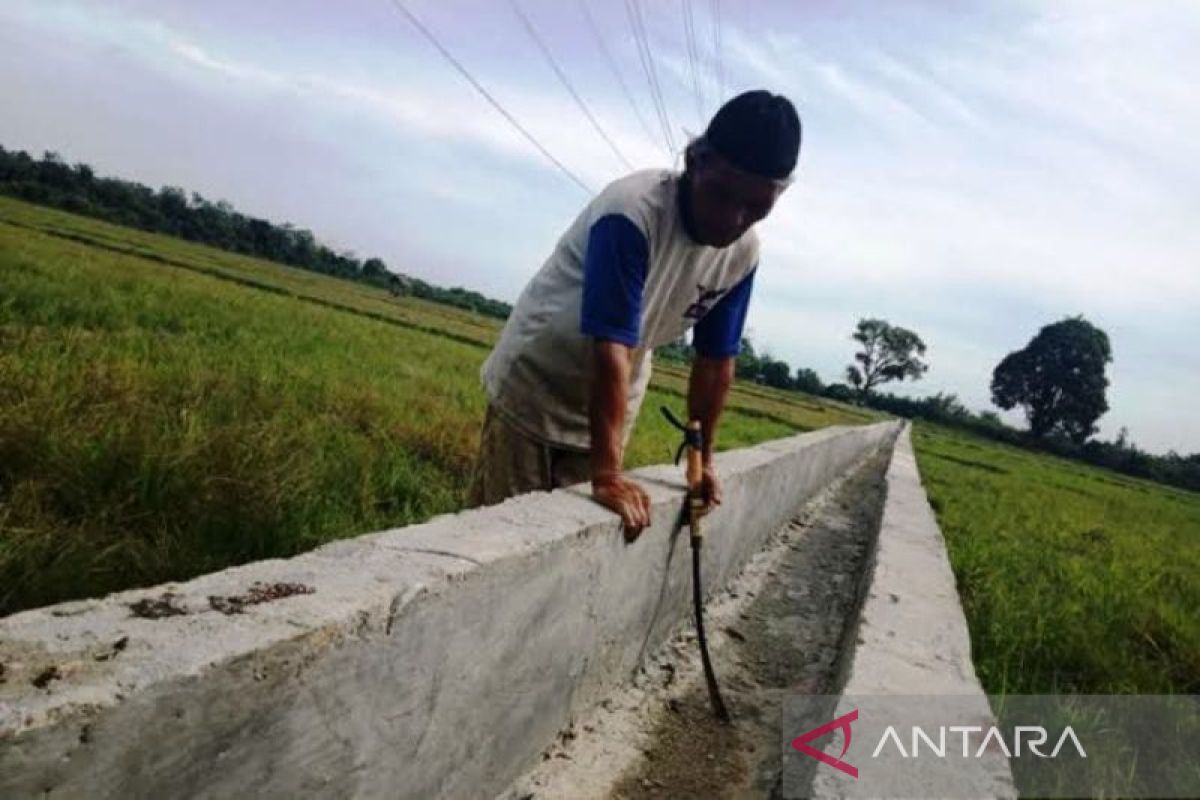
697;464;722;516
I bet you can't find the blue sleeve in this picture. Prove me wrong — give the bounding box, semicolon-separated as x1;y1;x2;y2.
580;214;649;347
691;266;756;358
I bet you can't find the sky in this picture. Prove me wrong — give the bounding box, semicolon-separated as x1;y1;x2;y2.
2;0;1197;454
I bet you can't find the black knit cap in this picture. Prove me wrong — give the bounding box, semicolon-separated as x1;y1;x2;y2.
703;90;801;179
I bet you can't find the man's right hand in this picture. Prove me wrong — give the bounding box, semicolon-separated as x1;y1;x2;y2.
592;472;652;540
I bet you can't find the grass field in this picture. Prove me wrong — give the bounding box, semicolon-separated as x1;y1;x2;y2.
913;421;1200;694
0;196;872;614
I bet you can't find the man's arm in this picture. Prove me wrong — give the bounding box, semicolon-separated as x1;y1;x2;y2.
578;214;653;537
688;266;757;513
589;340;651;536
688;354;735;466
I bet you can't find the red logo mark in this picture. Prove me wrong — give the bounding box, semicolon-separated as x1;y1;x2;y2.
791;708;859;778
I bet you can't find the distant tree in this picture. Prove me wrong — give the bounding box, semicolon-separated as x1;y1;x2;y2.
977;410;1003;427
921;392;969;422
157;186;189;232
734;336;759;382
0;145;495;321
759;356;792;389
845;318;929;404
388;272;414;297
1114;426;1131;451
362;257;388;279
655;336;693;363
823;383;856;403
793;367;823;395
990;315;1111;444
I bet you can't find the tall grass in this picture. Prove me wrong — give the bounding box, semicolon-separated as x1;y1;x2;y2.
0;196;877;429
912;421;1200;694
0;225;480;611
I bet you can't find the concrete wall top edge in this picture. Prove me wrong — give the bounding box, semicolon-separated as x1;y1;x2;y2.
0;420;899;742
815;421;1016;798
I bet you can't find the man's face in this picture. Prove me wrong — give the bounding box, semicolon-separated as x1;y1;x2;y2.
687;151;786;248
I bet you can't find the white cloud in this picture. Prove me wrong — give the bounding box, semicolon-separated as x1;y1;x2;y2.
867;48;983;130
715;3;1200;451
8;1;668;191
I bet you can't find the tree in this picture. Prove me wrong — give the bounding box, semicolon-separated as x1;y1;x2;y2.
977;410;1003;427
388;272;414;297
759;356;792;389
823;383;856;403
157;186;189;232
990;315;1111;444
921;392;968;422
793;367;823;395
845;318;929;404
734;336;759;381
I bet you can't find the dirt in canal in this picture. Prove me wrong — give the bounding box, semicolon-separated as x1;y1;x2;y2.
503;445;891;800
609;447;889;799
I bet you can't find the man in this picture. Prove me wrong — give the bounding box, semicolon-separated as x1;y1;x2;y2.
469;90;801;538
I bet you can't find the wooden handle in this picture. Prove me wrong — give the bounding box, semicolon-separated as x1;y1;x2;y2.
685;420;705;538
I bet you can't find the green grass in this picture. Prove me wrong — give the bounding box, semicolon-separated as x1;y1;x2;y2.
0;197;817;614
912;421;1200;694
0;195;879;427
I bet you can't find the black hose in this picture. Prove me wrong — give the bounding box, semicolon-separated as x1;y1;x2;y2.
663;404;732;724
693;531;732;724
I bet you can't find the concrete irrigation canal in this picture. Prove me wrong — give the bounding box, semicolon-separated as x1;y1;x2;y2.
0;420;1014;799
505;443;891;799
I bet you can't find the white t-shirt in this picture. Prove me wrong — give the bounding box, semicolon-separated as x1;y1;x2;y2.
480;168;759;450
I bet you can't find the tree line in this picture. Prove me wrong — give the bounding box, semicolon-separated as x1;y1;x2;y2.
661;317;1199;493
0;145;512;320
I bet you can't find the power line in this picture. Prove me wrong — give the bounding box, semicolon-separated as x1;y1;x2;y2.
577;0;664;157
681;0;705;127
622;0;665;147
508;0;634;171
624;0;676;155
711;0;725;101
631;0;676;153
385;0;593;195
